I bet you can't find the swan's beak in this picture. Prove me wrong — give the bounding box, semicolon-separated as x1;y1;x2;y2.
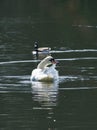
50;58;58;64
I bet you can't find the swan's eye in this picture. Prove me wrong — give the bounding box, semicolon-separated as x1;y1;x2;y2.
49;58;54;62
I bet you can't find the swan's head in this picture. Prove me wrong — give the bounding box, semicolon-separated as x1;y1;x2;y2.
37;56;57;69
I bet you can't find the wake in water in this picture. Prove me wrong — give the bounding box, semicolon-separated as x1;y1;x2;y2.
72;24;97;28
51;49;97;53
59;86;97;90
0;49;97;65
0;57;97;65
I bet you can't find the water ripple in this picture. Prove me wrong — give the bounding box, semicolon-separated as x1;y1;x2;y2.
51;49;97;53
59;86;97;90
57;57;97;61
59;75;97;82
0;56;97;65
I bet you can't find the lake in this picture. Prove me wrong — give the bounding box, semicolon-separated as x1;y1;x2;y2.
0;1;97;130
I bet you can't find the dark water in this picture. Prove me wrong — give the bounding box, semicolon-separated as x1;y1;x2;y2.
0;1;97;130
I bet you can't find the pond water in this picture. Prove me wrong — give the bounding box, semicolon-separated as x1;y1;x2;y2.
0;1;97;130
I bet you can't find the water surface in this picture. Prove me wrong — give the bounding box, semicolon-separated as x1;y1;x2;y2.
0;1;97;130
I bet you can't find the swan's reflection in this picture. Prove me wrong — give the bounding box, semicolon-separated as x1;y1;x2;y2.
31;81;59;108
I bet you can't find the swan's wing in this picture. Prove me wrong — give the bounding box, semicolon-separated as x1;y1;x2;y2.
31;69;42;81
31;65;59;82
44;66;59;79
31;68;48;81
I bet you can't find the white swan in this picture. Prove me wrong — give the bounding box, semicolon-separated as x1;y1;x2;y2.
30;56;59;82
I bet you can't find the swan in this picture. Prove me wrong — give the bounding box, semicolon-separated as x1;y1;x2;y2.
32;42;51;55
30;55;59;82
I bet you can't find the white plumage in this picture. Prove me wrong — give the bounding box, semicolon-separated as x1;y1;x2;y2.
30;56;59;82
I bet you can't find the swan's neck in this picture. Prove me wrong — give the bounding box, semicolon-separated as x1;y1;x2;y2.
37;60;52;69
